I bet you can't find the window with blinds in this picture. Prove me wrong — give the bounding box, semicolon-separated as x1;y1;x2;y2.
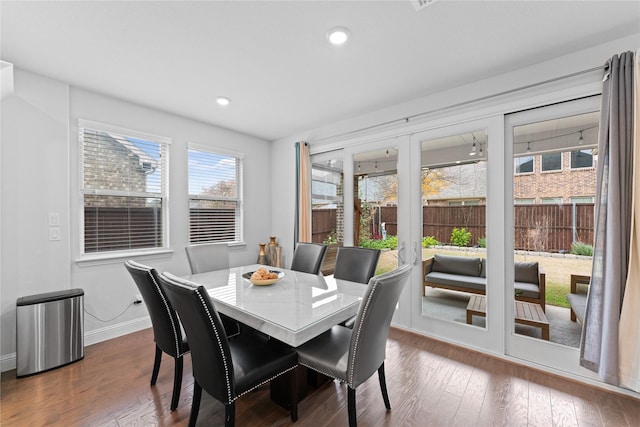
188;145;242;244
80;121;169;253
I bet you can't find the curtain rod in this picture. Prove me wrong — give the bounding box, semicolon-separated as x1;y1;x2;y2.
315;64;606;144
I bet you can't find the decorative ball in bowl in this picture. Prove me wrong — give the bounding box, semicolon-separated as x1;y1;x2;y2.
243;268;284;286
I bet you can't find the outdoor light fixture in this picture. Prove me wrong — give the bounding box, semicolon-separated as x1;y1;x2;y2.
469;136;477;156
327;27;350;45
578;131;584;145
526;142;531;153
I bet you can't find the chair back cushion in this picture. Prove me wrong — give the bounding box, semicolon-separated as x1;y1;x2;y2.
333;247;381;284
290;242;328;275
158;272;234;404
347;264;411;387
432;254;481;277
514;261;539;284
185;243;230;274
124;260;185;357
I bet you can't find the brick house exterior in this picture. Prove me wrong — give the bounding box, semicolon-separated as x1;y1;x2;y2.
514;151;596;203
423;150;596;206
83;131;156;207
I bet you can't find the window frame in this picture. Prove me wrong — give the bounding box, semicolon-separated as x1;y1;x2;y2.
570;149;594;169
541;152;562;172
514;155;534;174
515;198;535;205
187;143;244;245
541;197;563;205
78;119;170;257
570;196;594;204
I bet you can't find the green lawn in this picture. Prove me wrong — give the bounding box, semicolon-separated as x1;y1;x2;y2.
376;247;592;308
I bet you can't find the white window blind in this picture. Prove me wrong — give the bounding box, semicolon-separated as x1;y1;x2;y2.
188;146;242;244
80;123;169;253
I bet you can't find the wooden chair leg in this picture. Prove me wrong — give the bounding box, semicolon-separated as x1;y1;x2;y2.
170;356;183;411
151;345;162;386
189;382;202;427
378;363;391;410
348;386;357;427
225;401;236;427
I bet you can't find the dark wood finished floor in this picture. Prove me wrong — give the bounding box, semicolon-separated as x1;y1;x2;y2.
1;327;638;426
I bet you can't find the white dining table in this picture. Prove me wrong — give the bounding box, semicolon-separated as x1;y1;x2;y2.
182;264;366;347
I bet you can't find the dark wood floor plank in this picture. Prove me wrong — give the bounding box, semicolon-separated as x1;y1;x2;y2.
1;327;638;427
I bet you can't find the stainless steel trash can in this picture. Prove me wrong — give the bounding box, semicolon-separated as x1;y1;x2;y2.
16;288;84;377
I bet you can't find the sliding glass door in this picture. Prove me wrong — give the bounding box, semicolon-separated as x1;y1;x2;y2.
310;151;344;275
505;96;602;377
410;117;503;352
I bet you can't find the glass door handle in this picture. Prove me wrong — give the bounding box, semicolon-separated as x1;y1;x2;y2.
398;241;406;265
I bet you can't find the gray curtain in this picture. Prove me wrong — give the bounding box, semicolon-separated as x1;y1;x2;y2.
580;51;634;385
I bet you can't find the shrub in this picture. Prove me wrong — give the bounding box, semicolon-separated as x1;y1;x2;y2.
450;227;472;247
323;230;337;245
422;236;439;248
477;237;486;248
571;241;593;256
360;235;398;250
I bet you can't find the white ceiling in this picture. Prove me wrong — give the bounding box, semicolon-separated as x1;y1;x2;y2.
1;1;638;141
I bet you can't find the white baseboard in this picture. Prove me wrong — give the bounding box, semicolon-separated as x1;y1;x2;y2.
1;316;151;373
84;316;151;347
1;352;17;373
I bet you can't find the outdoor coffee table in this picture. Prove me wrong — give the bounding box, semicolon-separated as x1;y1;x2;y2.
466;294;550;340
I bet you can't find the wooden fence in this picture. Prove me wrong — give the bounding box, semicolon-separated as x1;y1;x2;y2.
312;203;594;252
311;208;337;243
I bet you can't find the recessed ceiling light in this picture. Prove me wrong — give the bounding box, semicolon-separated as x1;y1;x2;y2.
327;27;350;45
216;96;230;106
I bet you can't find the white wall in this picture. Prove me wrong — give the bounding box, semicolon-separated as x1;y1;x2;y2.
1;69;273;370
1;70;71;370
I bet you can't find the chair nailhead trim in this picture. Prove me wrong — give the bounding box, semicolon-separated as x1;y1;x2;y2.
299;362;343;383
232;365;298;402
194;288;233;402
348;279;378;387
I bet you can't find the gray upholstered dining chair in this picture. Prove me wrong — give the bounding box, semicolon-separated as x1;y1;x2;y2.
290;242;328;275
185;242;229;273
334;246;381;329
124;260;189;411
296;264;411;427
158;272;299;427
185;242;240;337
333;246;381;284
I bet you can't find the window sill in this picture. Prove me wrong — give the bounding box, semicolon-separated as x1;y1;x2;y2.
76;248;174;267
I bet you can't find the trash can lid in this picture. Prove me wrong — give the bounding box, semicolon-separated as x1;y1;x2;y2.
17;288;84;306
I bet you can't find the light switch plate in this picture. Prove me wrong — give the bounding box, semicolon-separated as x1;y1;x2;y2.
48;212;60;226
49;227;61;241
